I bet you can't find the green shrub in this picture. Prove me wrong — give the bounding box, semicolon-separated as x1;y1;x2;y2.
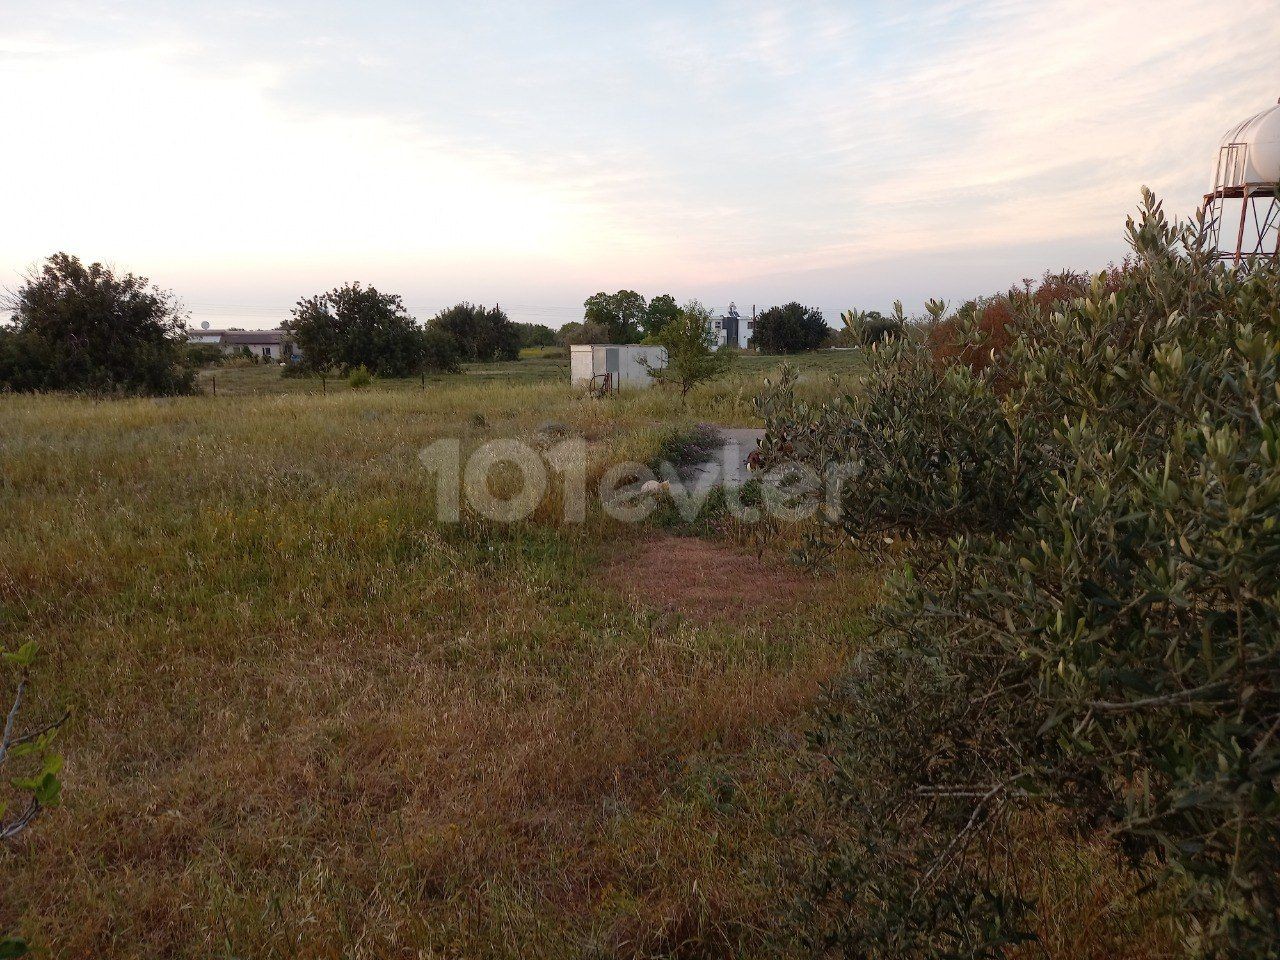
757;296;1040;541
0;253;195;396
771;191;1280;956
839;306;906;346
420;327;463;373
347;365;372;389
514;321;558;348
184;343;225;368
428;303;519;362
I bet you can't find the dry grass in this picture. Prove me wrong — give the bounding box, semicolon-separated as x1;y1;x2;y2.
0;364;1183;957
0;374;866;958
599;534;834;627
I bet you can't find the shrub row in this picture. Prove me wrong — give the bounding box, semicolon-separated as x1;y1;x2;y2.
762;190;1280;957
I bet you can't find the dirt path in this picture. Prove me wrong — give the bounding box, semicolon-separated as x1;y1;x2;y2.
599;531;816;625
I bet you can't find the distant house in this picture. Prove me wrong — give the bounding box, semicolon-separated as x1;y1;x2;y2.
710;302;752;349
220;330;294;360
190;328;299;361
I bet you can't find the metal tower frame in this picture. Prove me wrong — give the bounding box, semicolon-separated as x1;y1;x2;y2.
1201;141;1280;265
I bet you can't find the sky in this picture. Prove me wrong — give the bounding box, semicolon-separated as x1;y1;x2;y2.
2;0;1278;331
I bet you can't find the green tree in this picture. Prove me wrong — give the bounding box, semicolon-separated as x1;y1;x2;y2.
641;299;734;396
513;322;557;348
642;293;680;339
752;301;828;353
557;320;611;345
0;252;194;395
583;290;646;342
286;283;426;376
429;303;520;362
420;327;462;373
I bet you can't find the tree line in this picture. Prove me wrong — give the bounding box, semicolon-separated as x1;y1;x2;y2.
560;289;904;353
284;285;526;377
0;253;907;396
0;258;538;391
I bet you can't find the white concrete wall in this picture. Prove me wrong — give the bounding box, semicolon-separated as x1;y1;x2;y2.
570;345;595;385
570;344;667;387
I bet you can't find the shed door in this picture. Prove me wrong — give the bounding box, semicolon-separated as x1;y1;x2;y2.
605;348;620;376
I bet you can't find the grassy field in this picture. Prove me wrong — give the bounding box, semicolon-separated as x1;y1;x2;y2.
1;349;1168;958
195;348;868;397
0;361;873;957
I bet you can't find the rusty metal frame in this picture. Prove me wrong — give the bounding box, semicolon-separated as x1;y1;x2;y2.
1201;140;1280;265
588;371;619;398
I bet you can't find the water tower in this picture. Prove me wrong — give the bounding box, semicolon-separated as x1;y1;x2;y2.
1201;97;1280;264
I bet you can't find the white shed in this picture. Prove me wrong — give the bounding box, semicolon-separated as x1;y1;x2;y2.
570;344;667;389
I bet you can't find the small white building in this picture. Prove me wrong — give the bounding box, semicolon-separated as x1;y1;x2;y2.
570;344;667;389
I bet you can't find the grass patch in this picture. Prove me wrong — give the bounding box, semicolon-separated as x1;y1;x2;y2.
0;371;867;958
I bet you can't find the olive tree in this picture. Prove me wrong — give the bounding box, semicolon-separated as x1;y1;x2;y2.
765;191;1280;957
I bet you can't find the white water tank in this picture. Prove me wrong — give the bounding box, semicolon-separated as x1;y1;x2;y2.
1214;98;1280;189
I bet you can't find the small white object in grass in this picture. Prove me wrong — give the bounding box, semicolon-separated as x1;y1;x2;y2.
640;479;671;495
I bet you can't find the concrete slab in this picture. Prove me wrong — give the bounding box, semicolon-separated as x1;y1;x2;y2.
685;427;766;490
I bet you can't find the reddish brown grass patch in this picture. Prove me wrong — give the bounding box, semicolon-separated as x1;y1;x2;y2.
599;533;820;626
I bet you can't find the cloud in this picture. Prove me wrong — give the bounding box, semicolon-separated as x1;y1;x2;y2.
1;0;1277;324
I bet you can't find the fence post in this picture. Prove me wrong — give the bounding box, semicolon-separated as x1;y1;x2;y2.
212;375;216;397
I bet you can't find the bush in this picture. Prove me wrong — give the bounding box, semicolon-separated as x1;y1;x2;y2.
184;343;225;368
514;322;557;348
347;365;373;389
752;301;828;353
767;191;1280;956
420;327;463;373
0;253;195;396
838;307;906;346
757;348;1035;539
429;303;519;362
927;266;1128;384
